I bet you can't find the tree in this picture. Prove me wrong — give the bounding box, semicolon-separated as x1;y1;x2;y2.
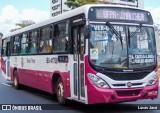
65;0;97;9
16;20;35;28
10;20;35;32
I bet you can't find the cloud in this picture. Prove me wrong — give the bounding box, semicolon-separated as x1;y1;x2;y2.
1;5;160;35
145;7;160;24
0;5;50;35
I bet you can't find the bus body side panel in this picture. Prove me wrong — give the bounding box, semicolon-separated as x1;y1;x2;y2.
9;55;71;98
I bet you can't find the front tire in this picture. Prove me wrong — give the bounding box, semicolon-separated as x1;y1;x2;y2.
13;71;21;90
56;78;66;105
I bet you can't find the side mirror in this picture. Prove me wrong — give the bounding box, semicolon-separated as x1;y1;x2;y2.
84;25;89;39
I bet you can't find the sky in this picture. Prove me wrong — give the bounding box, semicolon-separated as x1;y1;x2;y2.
0;0;160;35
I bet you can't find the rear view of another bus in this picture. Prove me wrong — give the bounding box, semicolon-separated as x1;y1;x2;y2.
86;5;158;104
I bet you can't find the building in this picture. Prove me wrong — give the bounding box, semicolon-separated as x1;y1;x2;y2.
156;31;160;65
50;0;70;17
98;0;144;8
50;0;144;17
0;33;3;56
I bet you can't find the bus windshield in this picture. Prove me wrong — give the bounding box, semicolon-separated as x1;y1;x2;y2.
89;24;156;69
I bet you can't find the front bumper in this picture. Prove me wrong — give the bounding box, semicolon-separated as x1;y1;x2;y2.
87;80;159;104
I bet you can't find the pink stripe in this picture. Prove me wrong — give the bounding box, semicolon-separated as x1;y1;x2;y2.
10;67;71;98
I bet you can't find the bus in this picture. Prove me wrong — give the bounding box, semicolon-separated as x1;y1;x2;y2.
1;5;158;104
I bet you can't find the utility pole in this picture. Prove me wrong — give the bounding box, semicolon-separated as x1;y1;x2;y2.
61;0;63;14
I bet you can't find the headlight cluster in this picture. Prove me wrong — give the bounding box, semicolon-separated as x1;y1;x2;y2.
88;73;109;88
147;74;158;86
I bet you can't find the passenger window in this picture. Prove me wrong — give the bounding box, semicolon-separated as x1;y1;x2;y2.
53;21;69;53
2;39;7;56
12;36;20;54
28;31;38;54
40;40;52;53
39;26;52;53
53;38;68;52
21;33;28;54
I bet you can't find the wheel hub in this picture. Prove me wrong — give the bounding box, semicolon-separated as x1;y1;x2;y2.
57;82;64;101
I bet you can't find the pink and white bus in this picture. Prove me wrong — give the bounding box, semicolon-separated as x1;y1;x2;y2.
1;5;159;104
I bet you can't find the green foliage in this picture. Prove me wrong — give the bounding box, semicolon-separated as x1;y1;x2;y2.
10;20;35;32
16;20;35;28
65;0;97;9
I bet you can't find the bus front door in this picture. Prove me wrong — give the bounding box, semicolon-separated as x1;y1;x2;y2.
72;26;86;102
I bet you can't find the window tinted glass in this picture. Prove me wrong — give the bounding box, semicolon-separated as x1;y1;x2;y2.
53;21;68;53
39;26;52;53
39;40;52;53
53;38;67;52
54;22;68;37
28;30;38;54
12;36;20;54
41;27;51;40
2;39;7;56
21;34;27;43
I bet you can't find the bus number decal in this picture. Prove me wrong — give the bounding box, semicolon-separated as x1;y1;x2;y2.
46;57;58;64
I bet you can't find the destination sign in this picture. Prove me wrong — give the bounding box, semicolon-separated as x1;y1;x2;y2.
89;7;153;24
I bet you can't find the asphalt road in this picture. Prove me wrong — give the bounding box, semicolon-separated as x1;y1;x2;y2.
0;70;160;113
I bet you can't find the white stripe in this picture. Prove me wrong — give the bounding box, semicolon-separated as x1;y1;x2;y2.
2;83;12;87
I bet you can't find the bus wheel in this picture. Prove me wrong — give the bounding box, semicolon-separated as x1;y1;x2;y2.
13;71;21;90
56;78;66;105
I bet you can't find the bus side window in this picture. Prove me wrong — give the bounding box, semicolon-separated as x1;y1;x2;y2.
28;31;38;54
2;39;7;56
39;26;52;53
11;36;20;55
20;33;28;54
53;21;68;53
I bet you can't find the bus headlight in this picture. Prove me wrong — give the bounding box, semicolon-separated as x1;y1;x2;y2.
88;73;109;88
147;74;158;86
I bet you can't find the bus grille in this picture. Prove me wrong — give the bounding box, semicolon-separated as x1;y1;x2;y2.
116;90;141;97
105;72;149;81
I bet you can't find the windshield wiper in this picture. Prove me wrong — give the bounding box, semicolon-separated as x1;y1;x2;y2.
130;24;142;37
119;31;123;50
128;23;142;47
106;22;123;50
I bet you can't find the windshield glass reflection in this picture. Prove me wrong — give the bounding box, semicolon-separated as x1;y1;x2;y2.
89;24;156;69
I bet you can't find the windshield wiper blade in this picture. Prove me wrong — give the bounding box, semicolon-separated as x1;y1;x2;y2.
128;23;142;47
129;23;142;38
128;27;131;47
119;31;123;50
106;22;123;50
106;22;119;37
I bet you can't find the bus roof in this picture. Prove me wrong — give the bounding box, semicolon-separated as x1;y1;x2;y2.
2;4;148;39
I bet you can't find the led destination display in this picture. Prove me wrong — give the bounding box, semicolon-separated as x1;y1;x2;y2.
89;7;153;24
